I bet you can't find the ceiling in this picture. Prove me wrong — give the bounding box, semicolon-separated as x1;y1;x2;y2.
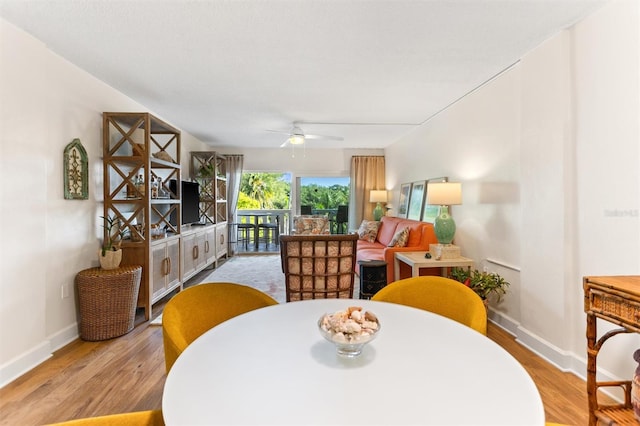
0;0;606;150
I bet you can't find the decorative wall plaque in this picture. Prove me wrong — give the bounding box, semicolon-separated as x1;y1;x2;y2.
63;138;88;200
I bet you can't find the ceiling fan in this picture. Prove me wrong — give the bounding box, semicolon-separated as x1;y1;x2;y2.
267;125;344;148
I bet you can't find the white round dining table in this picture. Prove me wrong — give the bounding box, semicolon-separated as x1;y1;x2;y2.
162;299;544;425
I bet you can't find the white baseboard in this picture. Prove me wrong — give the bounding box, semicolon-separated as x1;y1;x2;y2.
49;322;80;353
0;322;78;389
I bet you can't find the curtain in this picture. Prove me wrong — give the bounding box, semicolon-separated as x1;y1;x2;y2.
226;155;243;255
349;156;385;229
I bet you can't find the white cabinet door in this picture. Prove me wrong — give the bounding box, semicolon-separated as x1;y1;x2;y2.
151;237;182;303
204;227;216;265
182;232;197;281
215;223;228;260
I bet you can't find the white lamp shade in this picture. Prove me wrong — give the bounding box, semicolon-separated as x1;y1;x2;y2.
370;190;388;203
426;182;462;205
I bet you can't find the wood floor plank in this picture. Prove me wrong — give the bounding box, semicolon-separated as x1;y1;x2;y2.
1;299;592;425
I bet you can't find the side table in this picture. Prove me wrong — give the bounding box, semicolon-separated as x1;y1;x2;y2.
76;265;142;341
358;260;388;299
394;252;474;281
583;275;640;425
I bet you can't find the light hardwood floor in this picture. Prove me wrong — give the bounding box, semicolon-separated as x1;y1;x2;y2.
0;291;591;425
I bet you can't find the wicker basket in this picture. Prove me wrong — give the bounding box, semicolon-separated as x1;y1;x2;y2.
76;265;142;341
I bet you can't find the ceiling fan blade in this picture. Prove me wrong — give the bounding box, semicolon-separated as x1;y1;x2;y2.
279;140;288;148
266;129;291;135
305;134;344;141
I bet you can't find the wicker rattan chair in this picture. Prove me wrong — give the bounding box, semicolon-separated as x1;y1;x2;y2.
372;276;488;335
292;215;330;235
162;283;278;372
280;233;358;302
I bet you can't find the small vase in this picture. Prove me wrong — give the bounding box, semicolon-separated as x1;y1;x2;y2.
99;249;122;270
633;349;640;421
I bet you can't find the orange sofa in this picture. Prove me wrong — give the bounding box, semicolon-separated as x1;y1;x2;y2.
356;216;438;284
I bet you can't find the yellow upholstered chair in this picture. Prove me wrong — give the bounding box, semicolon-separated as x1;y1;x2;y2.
371;276;487;335
45;410;164;425
162;282;278;372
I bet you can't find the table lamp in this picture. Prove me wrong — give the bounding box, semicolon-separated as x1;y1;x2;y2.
370;190;387;221
426;182;462;245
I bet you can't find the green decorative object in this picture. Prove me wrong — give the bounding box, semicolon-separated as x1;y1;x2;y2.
373;203;384;221
370;190;387;221
434;206;456;244
63;138;88;200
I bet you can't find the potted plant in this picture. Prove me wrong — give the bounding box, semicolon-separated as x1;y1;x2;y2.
99;215;125;270
450;267;510;304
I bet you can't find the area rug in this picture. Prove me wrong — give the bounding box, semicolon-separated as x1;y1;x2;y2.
198;254;286;303
150;254;285;325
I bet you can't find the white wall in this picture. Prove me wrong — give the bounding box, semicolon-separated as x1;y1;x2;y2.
0;18;210;387
386;0;639;384
520;29;574;358
385;64;523;317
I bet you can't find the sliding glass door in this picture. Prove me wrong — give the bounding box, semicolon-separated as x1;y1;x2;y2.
298;176;350;233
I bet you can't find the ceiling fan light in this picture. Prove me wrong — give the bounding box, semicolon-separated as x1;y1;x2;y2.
288;135;305;145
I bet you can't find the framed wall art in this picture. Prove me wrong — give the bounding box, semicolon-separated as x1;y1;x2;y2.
406;181;425;220
63;138;88;200
397;183;411;218
421;176;448;223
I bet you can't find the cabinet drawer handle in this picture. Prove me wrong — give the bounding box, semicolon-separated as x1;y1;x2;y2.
167;257;172;276
204;241;210;253
219;234;225;245
193;246;198;259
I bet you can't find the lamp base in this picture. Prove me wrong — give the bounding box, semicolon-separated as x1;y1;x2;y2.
434;205;456;244
373;203;384;221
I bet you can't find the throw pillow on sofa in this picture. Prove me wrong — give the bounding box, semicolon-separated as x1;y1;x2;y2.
388;226;410;247
357;220;380;243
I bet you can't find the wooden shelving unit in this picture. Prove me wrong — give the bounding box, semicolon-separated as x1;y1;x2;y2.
190;152;228;264
103;112;182;320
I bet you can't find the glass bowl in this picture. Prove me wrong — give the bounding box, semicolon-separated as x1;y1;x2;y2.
318;310;381;357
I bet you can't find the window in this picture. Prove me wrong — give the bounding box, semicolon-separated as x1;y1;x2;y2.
299;176;350;214
238;172;291;209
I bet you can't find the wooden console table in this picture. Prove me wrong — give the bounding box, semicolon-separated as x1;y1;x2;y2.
394;251;474;281
583;275;640;426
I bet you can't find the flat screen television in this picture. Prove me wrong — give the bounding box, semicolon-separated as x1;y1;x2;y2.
169;180;201;225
